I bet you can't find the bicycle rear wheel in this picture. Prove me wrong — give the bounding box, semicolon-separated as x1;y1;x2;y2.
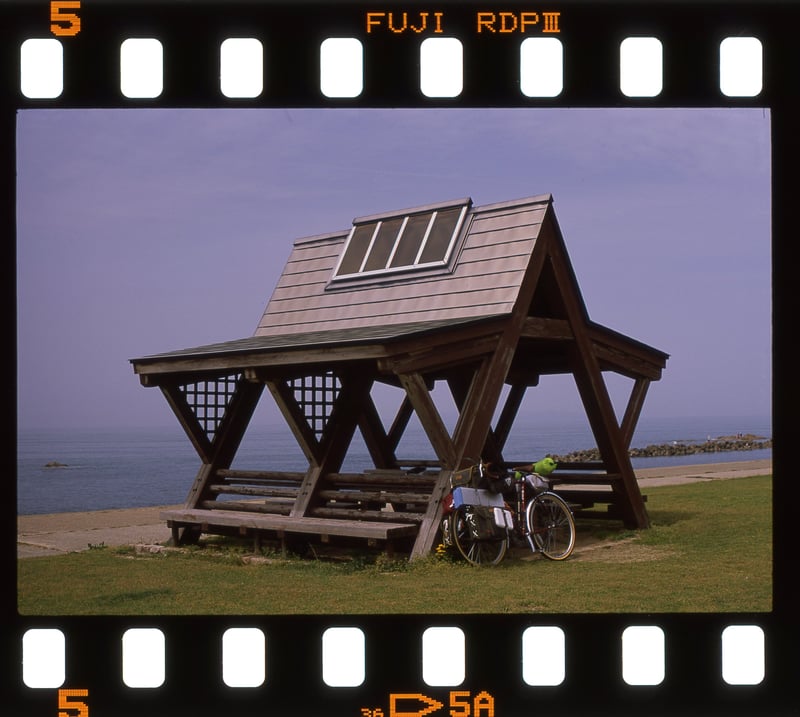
526;492;575;560
450;505;508;566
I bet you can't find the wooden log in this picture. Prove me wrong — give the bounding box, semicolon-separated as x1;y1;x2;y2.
207;485;300;498
326;472;437;487
198;500;292;514
309;506;424;523
317;489;433;503
216;469;306;481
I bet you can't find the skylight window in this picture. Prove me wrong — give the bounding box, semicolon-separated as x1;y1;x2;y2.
333;201;469;280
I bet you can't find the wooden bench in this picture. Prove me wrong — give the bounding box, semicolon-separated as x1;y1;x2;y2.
167;466;437;555
161;508;419;548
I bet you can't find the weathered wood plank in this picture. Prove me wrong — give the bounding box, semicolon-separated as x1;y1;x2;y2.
265;378;322;466
309;507;424;523
317;489;432;503
208;485;300;498
198;500;292;514
326;473;437;486
396;372;457;468
216;469;306;481
161;509;418;539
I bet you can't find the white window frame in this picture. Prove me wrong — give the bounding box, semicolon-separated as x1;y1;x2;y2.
332;204;468;281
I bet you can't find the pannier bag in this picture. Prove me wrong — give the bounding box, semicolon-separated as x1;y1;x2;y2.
465;505;508;540
452;486;505;509
451;487;512;540
525;472;549;493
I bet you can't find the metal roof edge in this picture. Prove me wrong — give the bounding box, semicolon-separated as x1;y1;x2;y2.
289;195;552;247
353;197;473;225
292;229;351;247
472;193;553;214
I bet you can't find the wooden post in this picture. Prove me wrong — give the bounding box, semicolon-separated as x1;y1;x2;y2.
621;377;650;449
494;383;527;453
265;378;323;466
358;392;398;469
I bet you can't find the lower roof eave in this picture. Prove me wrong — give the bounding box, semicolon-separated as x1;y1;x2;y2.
130;314;511;381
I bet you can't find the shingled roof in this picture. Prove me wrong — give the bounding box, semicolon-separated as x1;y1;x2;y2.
133;194;667;378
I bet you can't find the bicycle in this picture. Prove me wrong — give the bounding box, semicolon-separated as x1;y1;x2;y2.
440;460;576;566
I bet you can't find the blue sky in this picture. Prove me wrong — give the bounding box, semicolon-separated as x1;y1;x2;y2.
16;108;771;431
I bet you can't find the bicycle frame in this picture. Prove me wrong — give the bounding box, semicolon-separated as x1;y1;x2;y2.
510;473;539;553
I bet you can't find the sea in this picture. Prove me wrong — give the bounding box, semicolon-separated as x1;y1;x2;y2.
16;415;773;515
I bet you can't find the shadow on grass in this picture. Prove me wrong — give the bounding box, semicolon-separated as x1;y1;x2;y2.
93;588;175;608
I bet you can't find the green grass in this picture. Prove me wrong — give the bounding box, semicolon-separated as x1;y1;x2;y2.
17;475;772;615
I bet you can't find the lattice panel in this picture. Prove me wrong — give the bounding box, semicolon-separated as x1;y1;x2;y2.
179;374;241;440
290;372;341;440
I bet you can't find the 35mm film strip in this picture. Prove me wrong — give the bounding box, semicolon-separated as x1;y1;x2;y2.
3;1;796;716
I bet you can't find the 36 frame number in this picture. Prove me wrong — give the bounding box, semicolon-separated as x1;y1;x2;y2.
50;1;81;37
58;688;89;717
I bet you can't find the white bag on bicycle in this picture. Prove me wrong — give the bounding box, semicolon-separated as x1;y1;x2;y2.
452;486;505;509
493;507;514;530
526;473;549;493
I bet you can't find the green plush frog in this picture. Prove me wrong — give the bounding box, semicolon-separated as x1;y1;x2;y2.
533;457;557;476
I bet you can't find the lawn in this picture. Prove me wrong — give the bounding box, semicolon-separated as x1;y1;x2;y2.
17;475;772;614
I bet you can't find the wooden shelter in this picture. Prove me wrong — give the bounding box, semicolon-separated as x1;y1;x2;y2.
130;194;668;559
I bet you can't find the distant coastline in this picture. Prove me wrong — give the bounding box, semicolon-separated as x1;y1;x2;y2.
553;434;772;463
17;420;772;515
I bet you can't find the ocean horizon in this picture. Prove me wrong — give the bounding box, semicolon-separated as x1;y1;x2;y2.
16;414;772;515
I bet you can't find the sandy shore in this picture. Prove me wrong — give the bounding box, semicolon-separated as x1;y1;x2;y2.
16;459;772;559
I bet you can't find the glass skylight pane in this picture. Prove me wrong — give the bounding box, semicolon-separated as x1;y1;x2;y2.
337;224;374;275
363;217;404;271
333;202;467;280
418;207;462;264
388;213;433;268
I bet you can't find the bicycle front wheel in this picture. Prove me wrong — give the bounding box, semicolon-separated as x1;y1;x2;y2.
526;492;576;560
450;506;508;566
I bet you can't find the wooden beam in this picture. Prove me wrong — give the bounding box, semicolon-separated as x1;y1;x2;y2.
209;379;265;467
620;377;650;449
291;372;374;517
159;383;214;462
543;213;649;529
520;316;573;340
396;372;457;468
135;344;388;377
380;333;501;376
446;371;504;466
387;396;414;453
592;343;664;381
494;383;527;452
358;392;398;469
449;235;548;470
265;378;322;466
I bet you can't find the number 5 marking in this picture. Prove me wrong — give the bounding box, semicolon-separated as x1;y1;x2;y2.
51;1;81;37
58;688;89;717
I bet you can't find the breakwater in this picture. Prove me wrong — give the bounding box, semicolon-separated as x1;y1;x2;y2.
552;434;772;463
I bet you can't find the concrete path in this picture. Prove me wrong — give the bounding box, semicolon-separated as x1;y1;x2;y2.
17;459;772;559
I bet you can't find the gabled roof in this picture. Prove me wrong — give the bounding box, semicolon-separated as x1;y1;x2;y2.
131;193;668;382
255;194;554;337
